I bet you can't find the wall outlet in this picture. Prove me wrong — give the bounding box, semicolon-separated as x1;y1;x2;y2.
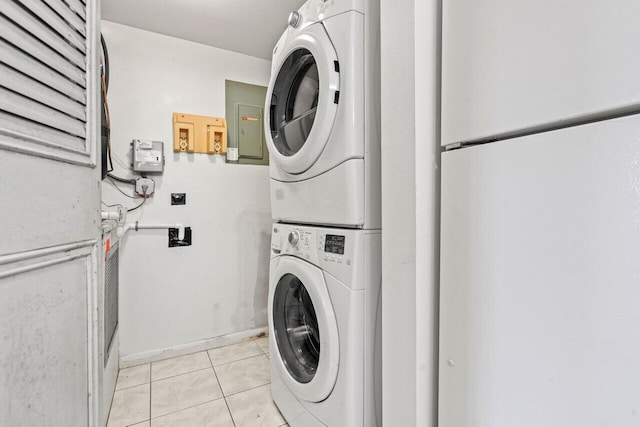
171;193;186;205
226;147;239;161
135;178;155;197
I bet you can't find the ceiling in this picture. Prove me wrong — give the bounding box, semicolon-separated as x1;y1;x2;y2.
101;0;307;60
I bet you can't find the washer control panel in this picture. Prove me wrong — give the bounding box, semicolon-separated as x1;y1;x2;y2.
318;233;350;266
271;223;362;285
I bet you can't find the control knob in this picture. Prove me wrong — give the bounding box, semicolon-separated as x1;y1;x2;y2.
288;230;300;246
288;11;301;28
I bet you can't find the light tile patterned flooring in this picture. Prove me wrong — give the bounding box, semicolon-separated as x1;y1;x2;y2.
107;337;289;427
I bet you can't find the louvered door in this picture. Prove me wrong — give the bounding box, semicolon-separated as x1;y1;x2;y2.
0;1;101;426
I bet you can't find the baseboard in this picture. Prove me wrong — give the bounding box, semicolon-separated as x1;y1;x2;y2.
119;326;269;368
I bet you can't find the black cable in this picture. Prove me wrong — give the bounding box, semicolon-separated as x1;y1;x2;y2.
100;34;109;91
128;186;148;212
106;141;114;173
106;179;148;212
128;197;146;212
105;131;113;174
107;172;136;185
100;33;113;175
107;177;137;199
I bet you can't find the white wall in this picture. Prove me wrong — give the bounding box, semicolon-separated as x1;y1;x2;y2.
380;0;441;425
100;21;273;359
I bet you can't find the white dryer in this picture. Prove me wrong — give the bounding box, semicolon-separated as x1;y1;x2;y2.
265;0;380;229
268;223;381;426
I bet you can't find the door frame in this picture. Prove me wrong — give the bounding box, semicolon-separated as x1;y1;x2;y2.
0;0;102;424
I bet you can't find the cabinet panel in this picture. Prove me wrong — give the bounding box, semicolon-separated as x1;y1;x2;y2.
442;0;640;145
440;114;640;426
0;254;92;426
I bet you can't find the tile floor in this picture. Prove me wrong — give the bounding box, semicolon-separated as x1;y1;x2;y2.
107;337;289;427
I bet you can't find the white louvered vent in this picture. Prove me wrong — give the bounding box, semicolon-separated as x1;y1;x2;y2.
0;0;94;165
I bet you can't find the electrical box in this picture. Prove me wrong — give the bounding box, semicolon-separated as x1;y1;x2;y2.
131;140;164;173
173;113;227;154
135;178;155;197
225;80;269;165
237;104;264;159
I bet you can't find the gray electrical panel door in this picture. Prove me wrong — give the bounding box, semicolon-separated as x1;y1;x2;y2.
225;80;269;165
237;104;264;159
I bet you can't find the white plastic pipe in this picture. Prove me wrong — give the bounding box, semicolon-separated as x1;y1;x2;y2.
101;207;127;223
101;211;120;220
118;222;185;240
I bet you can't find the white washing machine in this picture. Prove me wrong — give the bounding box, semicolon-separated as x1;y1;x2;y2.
265;0;380;229
268;223;381;426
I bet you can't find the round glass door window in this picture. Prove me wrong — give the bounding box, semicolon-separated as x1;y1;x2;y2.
273;273;320;383
269;49;319;157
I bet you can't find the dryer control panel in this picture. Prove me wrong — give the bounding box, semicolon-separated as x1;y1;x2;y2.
271;223;376;290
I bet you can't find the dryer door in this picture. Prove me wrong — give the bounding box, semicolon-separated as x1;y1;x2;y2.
269;256;339;402
265;23;339;175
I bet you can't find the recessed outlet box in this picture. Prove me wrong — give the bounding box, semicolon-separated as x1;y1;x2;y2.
176;123;195;152
208;126;225;154
169;227;192;247
171;193;186;205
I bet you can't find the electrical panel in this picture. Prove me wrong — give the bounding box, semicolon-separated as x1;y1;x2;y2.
237;104;264;159
225;80;269;165
173;112;227;154
131;140;164;173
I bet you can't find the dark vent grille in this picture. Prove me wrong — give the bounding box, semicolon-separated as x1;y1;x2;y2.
105;243;119;365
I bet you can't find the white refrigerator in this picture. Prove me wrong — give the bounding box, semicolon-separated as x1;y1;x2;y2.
439;1;640;426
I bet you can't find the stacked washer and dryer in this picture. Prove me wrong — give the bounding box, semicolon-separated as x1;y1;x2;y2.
264;0;381;426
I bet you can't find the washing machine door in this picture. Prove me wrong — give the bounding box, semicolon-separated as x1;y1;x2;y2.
265;22;340;175
269;256;339;403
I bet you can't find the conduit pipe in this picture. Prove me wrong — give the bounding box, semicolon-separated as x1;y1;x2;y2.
118;222;185;240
